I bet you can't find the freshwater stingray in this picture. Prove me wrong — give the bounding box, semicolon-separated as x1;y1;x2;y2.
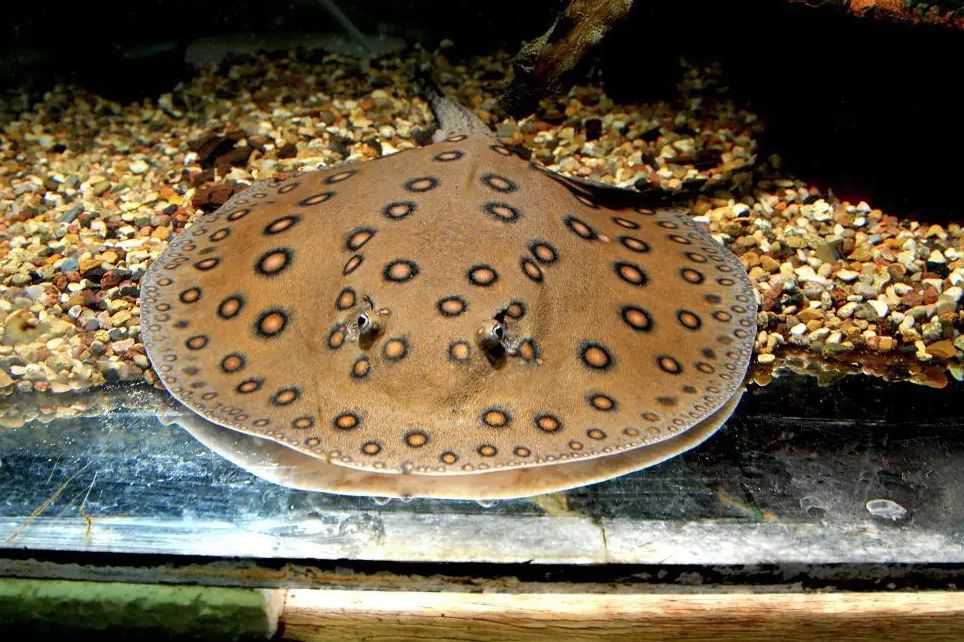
140;82;757;500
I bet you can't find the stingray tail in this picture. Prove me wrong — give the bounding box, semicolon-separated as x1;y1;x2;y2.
416;65;492;141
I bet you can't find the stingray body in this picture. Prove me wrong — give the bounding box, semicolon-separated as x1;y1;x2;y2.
141;86;757;500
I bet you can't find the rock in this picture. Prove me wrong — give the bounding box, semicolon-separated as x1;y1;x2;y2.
868;299;889;319
59;257;79;272
59;204;84;224
835;269;859;282
926;339;957;360
129;159;150;174
877;336;895;352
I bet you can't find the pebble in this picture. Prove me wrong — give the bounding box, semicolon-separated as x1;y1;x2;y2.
835;269;859;282
129;159;150;174
0;50;960;398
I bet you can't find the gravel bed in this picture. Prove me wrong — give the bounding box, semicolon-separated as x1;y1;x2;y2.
0;49;960;401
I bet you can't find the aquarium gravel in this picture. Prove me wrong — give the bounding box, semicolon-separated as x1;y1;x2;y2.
0;49;961;400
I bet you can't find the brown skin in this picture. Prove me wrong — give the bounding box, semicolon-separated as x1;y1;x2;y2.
140;133;755;487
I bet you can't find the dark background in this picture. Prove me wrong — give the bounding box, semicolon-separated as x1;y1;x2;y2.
2;0;962;223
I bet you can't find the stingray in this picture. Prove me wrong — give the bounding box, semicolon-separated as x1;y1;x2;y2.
140;82;757;500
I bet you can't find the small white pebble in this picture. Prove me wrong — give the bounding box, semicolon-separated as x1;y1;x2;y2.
835;269;859;282
757;353;776;364
868;299;889;319
837;302;857;318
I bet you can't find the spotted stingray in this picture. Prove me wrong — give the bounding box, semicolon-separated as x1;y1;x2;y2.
141;84;757;500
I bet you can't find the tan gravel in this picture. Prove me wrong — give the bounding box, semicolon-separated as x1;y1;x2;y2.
0;49;960;401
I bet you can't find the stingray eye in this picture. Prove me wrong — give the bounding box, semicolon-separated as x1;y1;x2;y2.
494;325;505;340
357;314;369;328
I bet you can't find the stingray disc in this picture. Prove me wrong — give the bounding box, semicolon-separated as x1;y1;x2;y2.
141;134;756;477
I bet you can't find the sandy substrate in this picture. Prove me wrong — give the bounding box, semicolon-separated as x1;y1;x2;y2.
0;49;960;402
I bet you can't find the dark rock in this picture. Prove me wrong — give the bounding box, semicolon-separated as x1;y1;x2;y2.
583;118;602;141
277;142;297;158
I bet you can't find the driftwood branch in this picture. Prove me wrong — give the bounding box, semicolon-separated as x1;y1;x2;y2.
500;0;634;117
789;0;964;29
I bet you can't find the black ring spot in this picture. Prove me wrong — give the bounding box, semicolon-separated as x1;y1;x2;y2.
210;228;231;242
504;300;527;320
292;416;316;430
327;324;347;350
686;252;709;263
185;335;208;350
361;441;382;456
482;201;521;223
580;342;614;371
433;150;464;162
217;295;244;320
297;192;335;207
437;295;467;317
383;259;420;283
612;216;639;229
220;353;245;373
657;355;683;375
668;234;692;245
520;257;543;283
264;215;301;235
482;407;512;428
404;176;439;192
587;393;617;412
325;170;357;184
179;287;202;304
236;378;263;394
528;240;559;265
447;135;467;142
517;338;540;362
402;430;429;448
658;220;679;229
619;236;650;253
478;444;498;458
277;182;299;194
345;227;376;251
226;208;251;222
481;174;518;193
351;356;372;380
256;248;293;277
681;268;705;284
333;412;361;430
713;310;733;322
343;254;364;275
448;340;472;363
587;428;607;441
534;414;562;433
490;144;512;156
194;258;220;271
383;337;409;362
335;287;356;311
271;387;301;406
563;215;597;241
382;200;416;220
467;264;498;287
255;308;289;339
621;305;653;332
614;261;648;286
677;310;702;330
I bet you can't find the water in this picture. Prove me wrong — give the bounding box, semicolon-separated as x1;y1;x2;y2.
0;2;962;572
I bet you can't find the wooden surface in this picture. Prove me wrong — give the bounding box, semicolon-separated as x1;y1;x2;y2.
280;590;964;641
